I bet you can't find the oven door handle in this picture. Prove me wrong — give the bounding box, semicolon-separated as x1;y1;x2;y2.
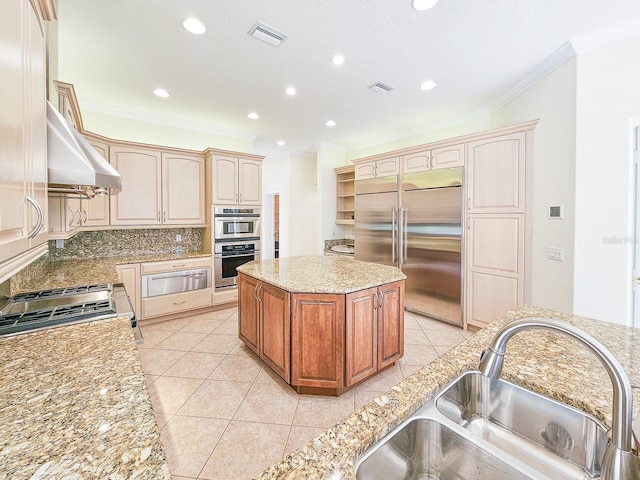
216;253;256;259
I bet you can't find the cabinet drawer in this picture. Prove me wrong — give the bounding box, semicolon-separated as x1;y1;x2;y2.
142;288;212;318
141;256;212;274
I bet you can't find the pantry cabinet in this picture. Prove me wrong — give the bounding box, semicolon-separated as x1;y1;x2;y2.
0;0;51;273
209;154;262;205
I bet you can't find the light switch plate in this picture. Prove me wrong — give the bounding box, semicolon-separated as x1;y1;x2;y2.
548;205;564;219
546;246;564;261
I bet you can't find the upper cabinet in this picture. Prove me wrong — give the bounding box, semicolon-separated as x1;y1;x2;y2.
209;154;262;206
354;157;400;181
467;132;526;214
0;0;51;274
110;146;205;226
402;144;465;175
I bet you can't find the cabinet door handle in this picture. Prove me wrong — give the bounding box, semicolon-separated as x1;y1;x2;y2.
82;210;88;223
75;209;82;226
67;207;76;228
158;211;161;222
25;196;44;239
163;211;166;222
172;300;186;305
377;291;383;308
239;193;243;203
171;264;186;268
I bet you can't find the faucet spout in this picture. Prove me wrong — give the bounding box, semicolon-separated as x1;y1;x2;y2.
478;317;639;480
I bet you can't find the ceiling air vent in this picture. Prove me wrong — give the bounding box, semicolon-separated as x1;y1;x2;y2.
369;82;394;94
248;21;289;46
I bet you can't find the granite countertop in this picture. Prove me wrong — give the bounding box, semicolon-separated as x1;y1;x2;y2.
254;304;640;480
237;255;405;294
0;317;171;479
12;251;211;294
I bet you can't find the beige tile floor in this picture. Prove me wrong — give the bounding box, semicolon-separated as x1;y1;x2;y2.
137;306;474;480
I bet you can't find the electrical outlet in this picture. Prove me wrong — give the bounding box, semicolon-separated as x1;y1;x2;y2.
176;234;182;242
55;239;65;249
546;246;564;261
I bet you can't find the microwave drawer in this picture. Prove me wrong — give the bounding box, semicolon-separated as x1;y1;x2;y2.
142;288;212;319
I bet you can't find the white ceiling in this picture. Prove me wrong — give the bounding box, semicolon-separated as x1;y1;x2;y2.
56;0;640;156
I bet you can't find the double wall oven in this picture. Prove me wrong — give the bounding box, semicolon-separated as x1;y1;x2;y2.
213;206;261;290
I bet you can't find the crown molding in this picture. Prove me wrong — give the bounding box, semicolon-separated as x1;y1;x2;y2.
345;109;490;155
570;18;640;54
81;101;256;142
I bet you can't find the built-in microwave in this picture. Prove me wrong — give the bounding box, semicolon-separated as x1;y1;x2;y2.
213;206;260;241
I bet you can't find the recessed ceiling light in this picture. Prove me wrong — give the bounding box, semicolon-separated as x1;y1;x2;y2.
153;88;170;98
332;55;345;66
277;140;286;146
286;86;296;96
325;120;336;127
248;112;260;120
420;80;437;91
183;18;206;35
412;0;438;11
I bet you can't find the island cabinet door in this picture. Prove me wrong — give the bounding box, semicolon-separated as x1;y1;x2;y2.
291;293;345;389
377;281;405;369
260;283;291;383
237;273;260;354
345;287;378;387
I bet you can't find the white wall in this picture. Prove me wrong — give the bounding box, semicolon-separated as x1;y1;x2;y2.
316;142;347;252
289;152;318;256
491;57;578;314
80;104;256;153
262;154;291;258
573;32;640;325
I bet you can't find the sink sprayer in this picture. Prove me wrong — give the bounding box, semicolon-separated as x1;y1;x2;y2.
478;317;640;480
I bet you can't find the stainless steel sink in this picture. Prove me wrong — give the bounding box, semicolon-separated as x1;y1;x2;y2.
355;371;609;480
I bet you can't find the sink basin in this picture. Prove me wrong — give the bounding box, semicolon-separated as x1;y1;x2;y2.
355;371;609;480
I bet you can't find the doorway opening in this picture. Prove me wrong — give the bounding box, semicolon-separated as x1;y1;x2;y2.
274;194;280;258
262;190;280;260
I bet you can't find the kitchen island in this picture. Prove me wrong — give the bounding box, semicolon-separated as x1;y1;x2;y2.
253;304;640;479
237;256;406;396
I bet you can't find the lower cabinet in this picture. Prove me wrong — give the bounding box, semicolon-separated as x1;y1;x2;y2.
238;273;404;395
116;263;141;319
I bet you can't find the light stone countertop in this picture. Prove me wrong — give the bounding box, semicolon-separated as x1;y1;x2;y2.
0;317;171;479
237;255;406;293
12;251;212;294
254;304;640;480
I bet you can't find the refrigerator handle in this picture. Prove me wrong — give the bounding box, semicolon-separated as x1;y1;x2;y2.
392;207;397;264
402;207;408;265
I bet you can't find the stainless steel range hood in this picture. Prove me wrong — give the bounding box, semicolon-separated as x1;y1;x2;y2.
47;101;122;196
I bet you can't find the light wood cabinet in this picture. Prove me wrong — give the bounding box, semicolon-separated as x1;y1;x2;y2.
110;146;162;225
116;263;141;320
82;140;110;227
354;157;400;181
467;132;526;213
110;147;205;226
335;165;355;225
345;281;404;386
48;195;81;239
402;144;465;174
238;273;404;395
210;155;262;205
237;274;291;382
0;0;49;270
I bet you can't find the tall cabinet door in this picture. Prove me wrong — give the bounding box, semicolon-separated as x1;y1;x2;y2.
345;287;378;387
110;146;162;225
162;153;205;224
377;280;404;369
238;273;260;354
211;156;238;205
238;159;262;205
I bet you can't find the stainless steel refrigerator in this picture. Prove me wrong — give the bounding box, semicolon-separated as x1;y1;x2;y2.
355;168;463;326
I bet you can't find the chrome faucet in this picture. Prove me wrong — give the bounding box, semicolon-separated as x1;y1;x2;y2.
478;317;640;480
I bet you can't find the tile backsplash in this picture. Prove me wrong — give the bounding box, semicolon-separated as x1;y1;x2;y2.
48;228;204;261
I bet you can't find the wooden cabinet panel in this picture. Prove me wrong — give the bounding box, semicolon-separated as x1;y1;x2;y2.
238;159;262;205
142;288;212;319
354;161;377;181
82;140;110;227
110;146;162;225
402;151;431;174
468;215;523;275
141;256;212;275
116;263;141;319
467;271;521;329
211;156;262;206
238;273;260;354
431;144;465;170
467;133;525;213
162;153;205;224
260;283;291;382
377;280;404;368
355;158;400;181
345;287;378;386
291;293;345;389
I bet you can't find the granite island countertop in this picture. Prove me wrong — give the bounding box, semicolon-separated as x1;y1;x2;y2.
237;255;405;293
0;317;170;479
254;304;640;480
